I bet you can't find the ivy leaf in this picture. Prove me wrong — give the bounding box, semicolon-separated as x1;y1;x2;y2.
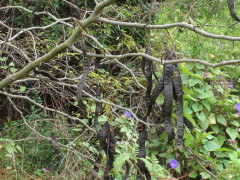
202;100;211;112
184;113;199;128
203;141;221;151
192;103;203;112
184;105;193;114
189;172;198;178
231;121;239;127
217;115;227;126
229;152;238;161
196;112;205;122
226;127;238;140
200;172;210;179
188;79;198;87
197;91;209;99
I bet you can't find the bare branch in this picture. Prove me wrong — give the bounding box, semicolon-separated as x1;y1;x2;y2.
79;34;146;89
0;6;73;27
7;96;51;141
62;0;81;11
0;0;114;89
0;18;74;45
71;47;240;68
97;17;240;41
0;91;97;134
12;78;161;128
5;92;95;162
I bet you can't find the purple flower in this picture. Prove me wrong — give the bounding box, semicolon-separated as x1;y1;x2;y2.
238;112;240;117
235;103;240;112
229;81;234;88
204;72;209;77
218;75;222;79
124;110;132;118
169;159;178;169
228;139;235;144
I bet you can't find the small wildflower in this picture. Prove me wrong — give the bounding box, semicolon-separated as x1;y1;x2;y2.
238;112;240;117
169;159;178;169
228;139;236;144
124;110;132;119
229;81;234;88
204;72;209;77
218;75;222;79
235;103;240;112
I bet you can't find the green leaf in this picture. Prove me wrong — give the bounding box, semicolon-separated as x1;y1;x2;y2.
196;112;205;122
209;113;216;125
9;62;15;66
113;153;131;173
231;120;239;127
188;78;198;87
98;115;108;124
215;148;234;152
191;74;203;80
189;172;198;178
19;85;26;92
0;57;7;61
211;125;219;133
192;103;203;112
10;68;17;73
202;100;211;112
226;127;238;140
184;134;194;146
184;113;199;128
156;94;164;105
6;145;14;154
184;105;193;114
180;64;190;74
197;91;209;99
184;94;198;102
202;119;209;130
196;132;214;144
229;151;238;161
16;145;23;153
217;115;227;126
213;135;226;147
200;172;210;179
203;141;221;151
196;64;205;70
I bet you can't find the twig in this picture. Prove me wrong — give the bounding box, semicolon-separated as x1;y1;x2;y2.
71;47;240;68
186;147;218;180
0;18;73;45
97;17;240;41
0;91;96;134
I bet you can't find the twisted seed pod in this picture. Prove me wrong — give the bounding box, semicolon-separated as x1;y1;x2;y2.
227;0;240;21
172;63;184;151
